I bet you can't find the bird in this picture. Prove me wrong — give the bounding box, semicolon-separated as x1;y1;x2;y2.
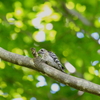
38;48;64;72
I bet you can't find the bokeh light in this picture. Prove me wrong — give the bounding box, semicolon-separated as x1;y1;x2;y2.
51;83;60;93
65;62;76;73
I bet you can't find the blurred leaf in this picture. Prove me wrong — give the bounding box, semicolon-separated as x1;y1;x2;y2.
0;0;100;99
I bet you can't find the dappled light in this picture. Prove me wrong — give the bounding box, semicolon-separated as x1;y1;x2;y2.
15;21;23;28
51;83;60;93
46;30;57;42
0;0;100;99
23;36;32;44
12;98;24;100
76;32;84;38
78;91;84;96
66;1;75;9
88;66;95;74
91;60;99;66
76;3;86;12
14;7;24;18
36;75;47;87
94;19;100;28
84;72;94;80
37;4;52;17
0;61;5;69
75;59;83;67
46;23;53;30
10;33;17;40
33;31;45;42
12;48;23;55
30;97;37;100
17;88;24;95
32;18;42;29
0;81;7;88
91;32;99;40
65;62;76;73
98;39;100;44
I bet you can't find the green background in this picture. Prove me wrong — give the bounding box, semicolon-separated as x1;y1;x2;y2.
0;0;100;100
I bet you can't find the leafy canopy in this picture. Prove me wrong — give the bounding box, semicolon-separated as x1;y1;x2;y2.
0;0;100;100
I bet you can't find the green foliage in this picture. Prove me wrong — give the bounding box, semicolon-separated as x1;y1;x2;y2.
0;0;100;99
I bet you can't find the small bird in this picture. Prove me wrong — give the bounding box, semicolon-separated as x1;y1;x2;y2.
38;48;64;72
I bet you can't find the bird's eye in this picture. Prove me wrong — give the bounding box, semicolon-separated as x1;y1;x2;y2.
41;49;44;52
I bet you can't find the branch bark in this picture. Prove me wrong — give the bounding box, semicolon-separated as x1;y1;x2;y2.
0;47;100;96
61;2;91;26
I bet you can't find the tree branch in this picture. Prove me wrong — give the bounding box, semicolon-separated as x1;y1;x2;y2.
0;47;100;96
61;2;91;26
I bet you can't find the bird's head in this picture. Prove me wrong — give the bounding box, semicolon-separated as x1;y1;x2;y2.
38;48;48;55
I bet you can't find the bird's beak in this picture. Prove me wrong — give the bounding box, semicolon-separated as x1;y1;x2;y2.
38;50;44;54
38;51;42;54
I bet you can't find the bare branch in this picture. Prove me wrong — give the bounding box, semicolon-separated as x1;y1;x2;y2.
61;3;91;26
0;47;100;96
0;47;36;70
